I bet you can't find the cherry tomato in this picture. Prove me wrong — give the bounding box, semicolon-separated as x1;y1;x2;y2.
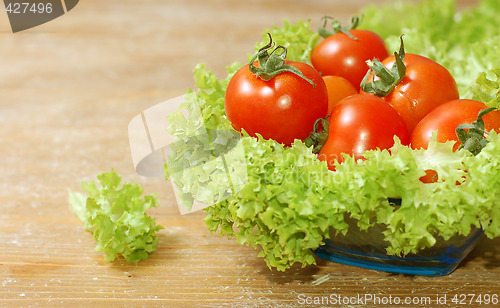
362;53;459;134
411;99;500;183
225;60;328;146
311;29;388;91
322;75;357;114
318;94;410;170
411;99;500;151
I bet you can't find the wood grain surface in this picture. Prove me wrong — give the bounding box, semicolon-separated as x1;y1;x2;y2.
1;0;498;307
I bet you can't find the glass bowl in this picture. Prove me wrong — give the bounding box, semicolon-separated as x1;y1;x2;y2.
314;217;484;276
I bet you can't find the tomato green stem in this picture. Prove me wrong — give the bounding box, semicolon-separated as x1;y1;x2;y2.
248;33;315;86
456;107;496;155
318;16;361;40
305;116;330;153
360;35;406;96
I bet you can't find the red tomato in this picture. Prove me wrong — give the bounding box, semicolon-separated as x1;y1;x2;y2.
318;94;410;170
311;29;389;91
225;60;328;146
322;75;357;114
411;99;500;183
418;170;439;184
362;54;459;134
411;99;500;151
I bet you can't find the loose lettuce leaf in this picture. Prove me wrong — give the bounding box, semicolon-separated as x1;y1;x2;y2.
69;170;163;262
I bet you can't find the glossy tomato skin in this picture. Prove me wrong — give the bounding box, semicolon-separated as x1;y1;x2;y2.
318;94;410;170
311;29;389;91
364;54;459;134
411;99;500;151
224;60;328;146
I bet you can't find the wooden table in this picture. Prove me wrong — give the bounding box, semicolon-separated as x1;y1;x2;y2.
1;0;498;307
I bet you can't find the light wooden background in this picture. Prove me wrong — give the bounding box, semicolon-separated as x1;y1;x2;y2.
1;0;498;307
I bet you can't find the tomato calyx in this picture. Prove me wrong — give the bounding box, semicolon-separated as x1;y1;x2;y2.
456;107;497;155
360;36;407;97
304;116;330;153
248;33;315;87
318;16;360;40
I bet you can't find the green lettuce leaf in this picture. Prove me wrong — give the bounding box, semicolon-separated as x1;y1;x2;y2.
69;170;163;262
165;64;242;211
472;67;500;108
204;137;347;271
361;0;500;98
252;19;320;64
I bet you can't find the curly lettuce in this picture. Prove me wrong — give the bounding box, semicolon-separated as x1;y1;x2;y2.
204;138;346;271
165;1;500;271
472;67;500;108
252;19;320;64
361;0;500;98
69;170;163;262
